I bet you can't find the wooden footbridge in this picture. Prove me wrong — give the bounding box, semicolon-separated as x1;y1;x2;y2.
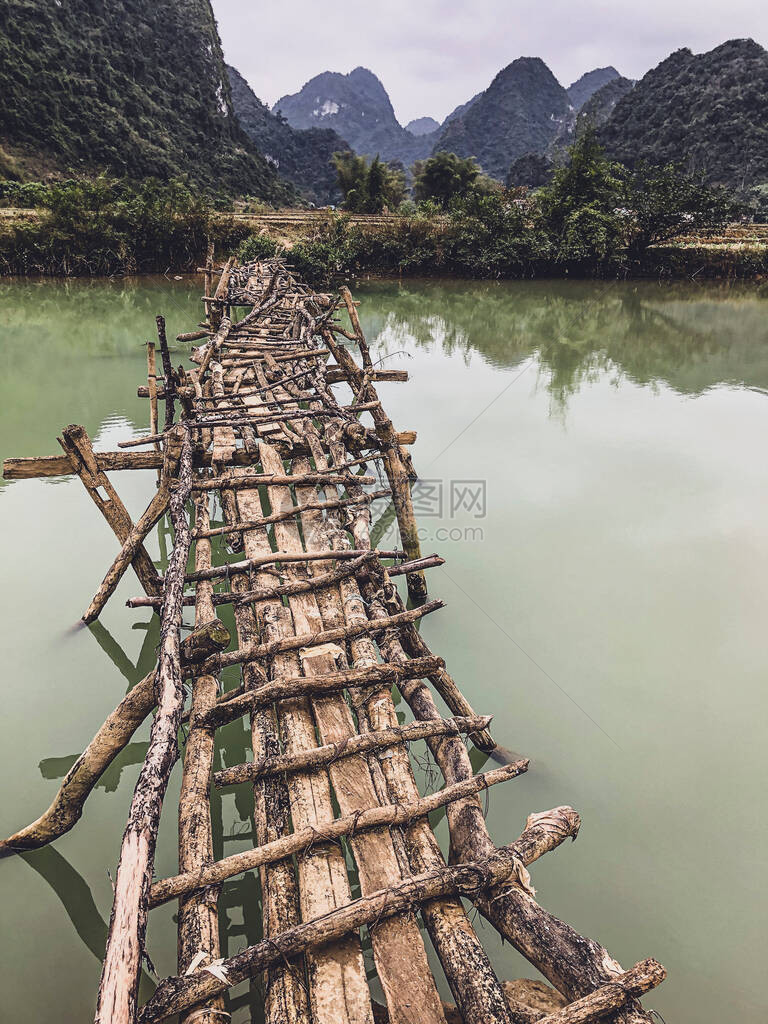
1;258;665;1024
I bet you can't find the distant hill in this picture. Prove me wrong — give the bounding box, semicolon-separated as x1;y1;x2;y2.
274;67;433;165
227;66;348;205
567;67;621;110
578;76;635;128
432;58;572;179
600;39;768;190
0;0;292;200
406;117;440;137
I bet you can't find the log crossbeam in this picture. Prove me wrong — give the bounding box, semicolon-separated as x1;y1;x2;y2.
2;256;664;1024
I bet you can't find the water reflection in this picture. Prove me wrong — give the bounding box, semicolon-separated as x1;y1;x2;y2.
356;278;768;409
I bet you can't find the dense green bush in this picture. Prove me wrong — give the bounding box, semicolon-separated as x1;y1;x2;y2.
0;177;248;275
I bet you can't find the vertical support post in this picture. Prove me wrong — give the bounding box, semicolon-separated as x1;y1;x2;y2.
146;340;161;485
156;315;175;431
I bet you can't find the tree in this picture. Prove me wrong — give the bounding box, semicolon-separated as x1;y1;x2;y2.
622;163;741;254
535;127;626;261
332;151;369;212
412;151;480;208
332;152;406;213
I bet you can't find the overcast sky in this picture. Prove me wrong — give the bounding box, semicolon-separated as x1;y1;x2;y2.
213;1;767;124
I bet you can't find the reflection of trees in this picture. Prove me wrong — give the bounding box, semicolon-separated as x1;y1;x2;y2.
356;278;768;410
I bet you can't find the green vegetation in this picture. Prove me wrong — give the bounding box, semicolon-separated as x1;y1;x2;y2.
241;133;745;284
332;153;406;212
0;178;248;276
412;153;481;208
0;0;292;201
600;39;768;192
227;65;346;206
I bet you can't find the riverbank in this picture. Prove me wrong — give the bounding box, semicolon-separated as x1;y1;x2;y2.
3;203;768;281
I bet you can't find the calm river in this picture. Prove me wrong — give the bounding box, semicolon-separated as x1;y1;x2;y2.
1;275;766;1023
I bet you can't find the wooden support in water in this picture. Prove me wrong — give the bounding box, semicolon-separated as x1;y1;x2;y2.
0;619;230;857
57;425;162;597
4;255;664;1024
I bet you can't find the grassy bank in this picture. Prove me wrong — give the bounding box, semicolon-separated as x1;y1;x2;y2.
238;211;768;286
0;178;250;276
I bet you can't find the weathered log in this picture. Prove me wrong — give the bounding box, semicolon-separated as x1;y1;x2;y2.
213;715;493;786
156;316;175;430
2;432;417;480
198;655;445;728
81;432;180;623
201;599;444;673
149;760;526;908
535;961;667;1024
194;487;391;539
146;342;160;466
136;369;407;398
56;425;161;596
126;553;445;609
191;470;376;491
138;806;578;1023
176;495;226;1024
94;425;193;1024
322;328;426;600
178;547;405;585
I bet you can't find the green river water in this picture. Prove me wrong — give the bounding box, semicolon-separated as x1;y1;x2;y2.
1;275;766;1022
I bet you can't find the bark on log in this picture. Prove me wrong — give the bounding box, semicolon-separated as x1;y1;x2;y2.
535;961;666;1024
156;316;175;431
213;715;493;786
94;425;193;1024
81;431;183;623
149;760;526;907
138;807;578;1023
57;425;161;597
200;599;444;673
199;655;446;729
176;495;226;1024
322;328;426;600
